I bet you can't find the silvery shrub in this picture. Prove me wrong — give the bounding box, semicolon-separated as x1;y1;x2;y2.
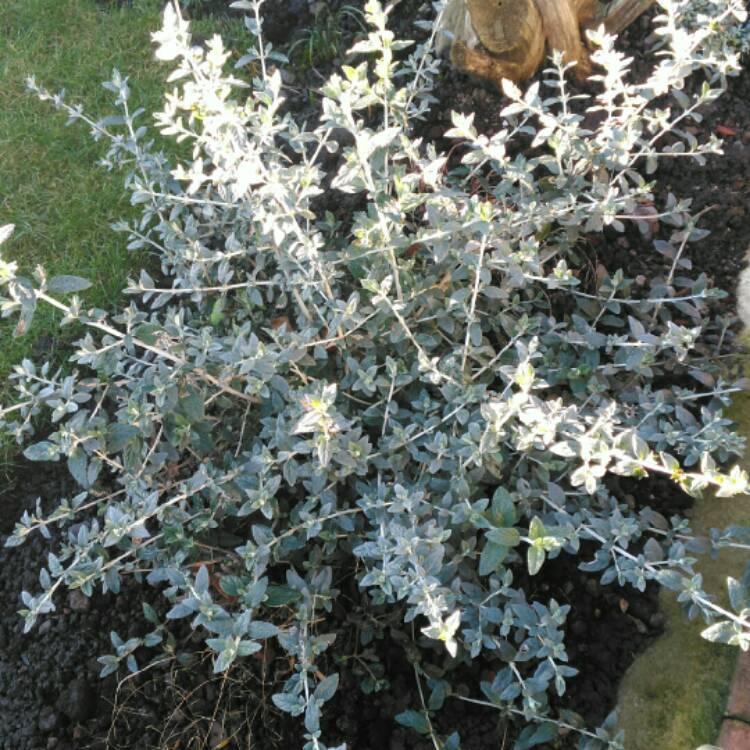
2;1;750;747
682;0;750;55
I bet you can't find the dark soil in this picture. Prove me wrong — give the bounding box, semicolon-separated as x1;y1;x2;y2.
2;2;750;750
417;14;750;306
0;464;674;750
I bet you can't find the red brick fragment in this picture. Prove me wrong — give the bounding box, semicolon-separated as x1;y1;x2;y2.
726;651;750;719
719;717;750;750
718;650;750;749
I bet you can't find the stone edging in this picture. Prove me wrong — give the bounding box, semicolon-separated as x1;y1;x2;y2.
717;650;750;748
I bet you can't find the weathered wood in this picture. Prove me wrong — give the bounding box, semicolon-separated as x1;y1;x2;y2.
574;0;600;28
434;0;476;58
594;0;654;35
466;0;543;60
451;0;546;87
534;0;590;75
437;0;656;89
451;36;545;87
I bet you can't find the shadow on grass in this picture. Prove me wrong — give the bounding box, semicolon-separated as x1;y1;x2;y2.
617;374;750;748
0;0;247;481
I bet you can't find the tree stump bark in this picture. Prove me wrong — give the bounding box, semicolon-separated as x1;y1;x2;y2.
438;0;655;89
535;0;592;74
596;0;656;35
451;0;546;84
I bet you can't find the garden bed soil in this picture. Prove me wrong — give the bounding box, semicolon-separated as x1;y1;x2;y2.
0;465;672;750
2;2;750;749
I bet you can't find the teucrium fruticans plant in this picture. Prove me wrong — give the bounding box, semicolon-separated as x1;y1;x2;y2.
682;0;750;57
2;0;750;747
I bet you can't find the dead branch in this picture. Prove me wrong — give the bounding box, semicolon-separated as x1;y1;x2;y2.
595;0;655;35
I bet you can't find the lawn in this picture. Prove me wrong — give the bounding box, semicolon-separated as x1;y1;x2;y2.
0;0;244;478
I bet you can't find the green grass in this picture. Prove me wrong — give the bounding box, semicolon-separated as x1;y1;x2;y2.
0;0;246;479
0;0;165;476
287;4;365;71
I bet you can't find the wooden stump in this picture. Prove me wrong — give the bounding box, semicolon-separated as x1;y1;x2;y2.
535;0;591;75
452;0;546;83
439;0;655;90
596;0;655;35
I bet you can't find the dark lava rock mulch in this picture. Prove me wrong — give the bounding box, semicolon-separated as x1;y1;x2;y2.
0;471;119;750
0;466;675;750
3;1;750;749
